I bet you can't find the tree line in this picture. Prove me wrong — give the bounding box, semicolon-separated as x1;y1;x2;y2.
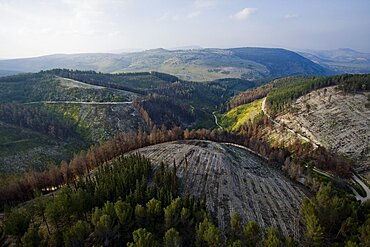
133;95;195;129
1;153;298;246
300;183;370;246
41;69;179;95
266;74;370;116
0;104;79;140
0;115;353;209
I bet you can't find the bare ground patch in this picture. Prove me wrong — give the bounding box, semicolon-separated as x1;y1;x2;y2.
131;140;306;238
277;86;370;169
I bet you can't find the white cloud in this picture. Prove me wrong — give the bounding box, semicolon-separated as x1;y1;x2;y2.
187;10;201;19
158;12;180;22
231;8;257;20
284;14;300;20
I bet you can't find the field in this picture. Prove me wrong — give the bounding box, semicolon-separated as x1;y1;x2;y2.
131;140;307;238
218;98;263;131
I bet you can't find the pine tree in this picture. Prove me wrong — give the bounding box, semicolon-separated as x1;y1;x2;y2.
164;228;182;247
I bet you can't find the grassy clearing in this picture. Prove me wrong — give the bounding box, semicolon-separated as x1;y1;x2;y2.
218;98;263;131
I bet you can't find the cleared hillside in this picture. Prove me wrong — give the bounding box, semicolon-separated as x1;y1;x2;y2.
277;86;370;168
0;73;148;174
131;140;306;238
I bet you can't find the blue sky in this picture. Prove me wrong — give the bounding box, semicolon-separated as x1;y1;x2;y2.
0;0;369;58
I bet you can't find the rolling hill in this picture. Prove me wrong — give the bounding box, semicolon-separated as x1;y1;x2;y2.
130;140;306;238
298;48;370;74
224;74;370;175
0;69;243;174
276;86;370;171
0;47;332;82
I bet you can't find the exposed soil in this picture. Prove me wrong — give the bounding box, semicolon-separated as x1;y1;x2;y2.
131;140;306;238
277;86;370;169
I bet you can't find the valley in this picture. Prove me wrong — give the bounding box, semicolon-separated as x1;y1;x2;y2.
0;53;369;247
1;0;369;245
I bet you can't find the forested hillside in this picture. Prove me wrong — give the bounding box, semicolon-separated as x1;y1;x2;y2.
1;68;369;246
0;69;241;175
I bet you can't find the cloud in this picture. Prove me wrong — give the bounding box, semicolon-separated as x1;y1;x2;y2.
159;12;180;22
231;8;257;20
187;10;201;19
284;14;300;20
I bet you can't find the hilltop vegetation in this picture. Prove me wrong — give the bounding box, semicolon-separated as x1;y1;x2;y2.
266;74;370;116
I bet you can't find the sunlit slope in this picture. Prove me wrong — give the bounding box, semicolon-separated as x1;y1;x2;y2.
218;98;263;131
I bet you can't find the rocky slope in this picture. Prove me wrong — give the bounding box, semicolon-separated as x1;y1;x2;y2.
131;140;306;238
277;86;370;169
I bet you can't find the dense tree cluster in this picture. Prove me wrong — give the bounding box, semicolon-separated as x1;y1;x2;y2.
1;152;302;246
0;104;79;140
41;69;179;95
336;74;370;92
133;95;195;128
301;183;370;246
266;74;370;116
1;154;214;246
1;115;353;209
228;82;273;110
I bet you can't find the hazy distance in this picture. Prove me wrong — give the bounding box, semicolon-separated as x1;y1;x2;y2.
0;0;369;58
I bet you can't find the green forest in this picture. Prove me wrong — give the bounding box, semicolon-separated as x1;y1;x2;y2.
1;70;370;246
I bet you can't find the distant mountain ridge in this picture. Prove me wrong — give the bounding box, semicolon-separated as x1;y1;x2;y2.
0;47;332;81
298;48;370;74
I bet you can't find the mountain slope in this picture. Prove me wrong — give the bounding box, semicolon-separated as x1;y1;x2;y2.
225;74;370;172
298;48;370;74
0;47;332;82
131;140;306;237
276;86;370;168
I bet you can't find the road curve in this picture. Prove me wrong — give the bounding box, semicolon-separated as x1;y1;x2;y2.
261;97;318;148
352;174;370;202
24;101;132;105
313;167;370;203
263;98;370;203
212;111;223;129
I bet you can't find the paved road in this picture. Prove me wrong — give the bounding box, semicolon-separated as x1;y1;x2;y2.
352;174;370;202
263;97;370;203
261;97;318;148
313;167;370;203
24;101;132;105
212;111;223;129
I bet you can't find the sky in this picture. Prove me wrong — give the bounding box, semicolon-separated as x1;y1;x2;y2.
0;0;369;58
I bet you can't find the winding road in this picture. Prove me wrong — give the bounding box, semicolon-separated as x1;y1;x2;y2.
212;111;223;129
261;97;318;148
261;97;370;203
24;101;132;105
